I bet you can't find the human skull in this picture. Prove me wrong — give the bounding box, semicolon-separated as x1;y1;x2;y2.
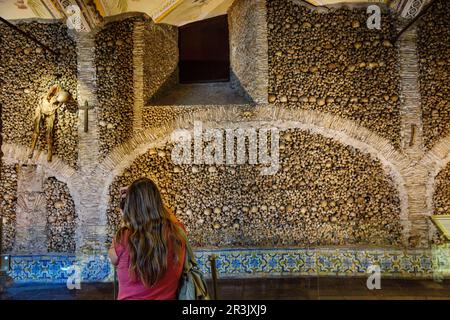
56;90;70;103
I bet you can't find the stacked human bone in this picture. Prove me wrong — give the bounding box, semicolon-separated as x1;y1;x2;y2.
0;165;18;252
0;22;78;168
267;0;401;147
433;162;450;244
434;163;450;216
96;18;135;157
107;129;402;247
417;0;450;149
1;0;449;255
44;177;77;253
143;22;178;103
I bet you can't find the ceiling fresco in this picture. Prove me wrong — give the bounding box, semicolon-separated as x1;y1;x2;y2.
0;0;407;26
0;0;235;25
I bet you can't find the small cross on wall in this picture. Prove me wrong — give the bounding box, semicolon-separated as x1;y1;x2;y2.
79;100;94;133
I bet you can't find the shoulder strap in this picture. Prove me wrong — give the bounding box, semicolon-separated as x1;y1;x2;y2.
175;225;197;270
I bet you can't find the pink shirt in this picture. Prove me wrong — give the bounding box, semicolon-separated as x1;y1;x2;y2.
114;229;185;300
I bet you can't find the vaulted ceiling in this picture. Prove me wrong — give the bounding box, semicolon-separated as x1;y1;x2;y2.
0;0;236;26
0;0;415;27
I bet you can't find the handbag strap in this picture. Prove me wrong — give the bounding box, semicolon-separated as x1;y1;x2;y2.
175;225;197;271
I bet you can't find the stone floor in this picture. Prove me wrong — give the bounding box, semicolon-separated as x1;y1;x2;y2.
1;277;449;300
148;82;252;106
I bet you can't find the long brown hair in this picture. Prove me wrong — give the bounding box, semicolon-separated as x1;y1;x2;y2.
115;178;184;287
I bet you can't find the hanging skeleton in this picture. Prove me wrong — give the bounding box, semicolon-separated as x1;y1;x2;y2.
28;84;70;162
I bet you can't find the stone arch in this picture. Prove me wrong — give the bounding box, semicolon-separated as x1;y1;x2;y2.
1;143;78;194
102;106;409;173
97;106;410;245
96;129;172;225
1;143;80;253
1;143;76;180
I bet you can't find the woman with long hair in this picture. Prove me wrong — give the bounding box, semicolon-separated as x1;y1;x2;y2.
108;177;186;300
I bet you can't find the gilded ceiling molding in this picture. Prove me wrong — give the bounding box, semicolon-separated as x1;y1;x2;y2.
94;0;110;16
78;0;104;28
153;0;185;23
48;0;66;18
41;0;64;19
26;0;50;17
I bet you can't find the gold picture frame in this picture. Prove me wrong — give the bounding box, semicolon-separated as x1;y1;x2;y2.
431;215;450;240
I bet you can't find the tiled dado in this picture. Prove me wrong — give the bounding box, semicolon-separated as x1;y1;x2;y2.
6;247;449;283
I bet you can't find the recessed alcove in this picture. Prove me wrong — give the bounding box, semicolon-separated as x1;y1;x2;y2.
178;15;230;83
148;82;252;106
145;0;268;107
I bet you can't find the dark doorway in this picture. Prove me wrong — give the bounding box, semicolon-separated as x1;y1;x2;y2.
178;15;230;83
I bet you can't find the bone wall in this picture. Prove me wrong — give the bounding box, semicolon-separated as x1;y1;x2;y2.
1;4;449;256
143;22;179;103
96;18;135;157
432;161;450;244
142;105;199;129
267;0;401;147
434;162;450;213
417;0;450;149
0;164;18;252
106;128;402;247
0;22;78;168
228;0;268;103
44;177;77;253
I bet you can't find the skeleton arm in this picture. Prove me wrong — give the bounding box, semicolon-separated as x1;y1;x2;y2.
50;102;65;113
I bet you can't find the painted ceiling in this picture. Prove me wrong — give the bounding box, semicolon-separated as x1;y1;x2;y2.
0;0;236;25
0;0;403;26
